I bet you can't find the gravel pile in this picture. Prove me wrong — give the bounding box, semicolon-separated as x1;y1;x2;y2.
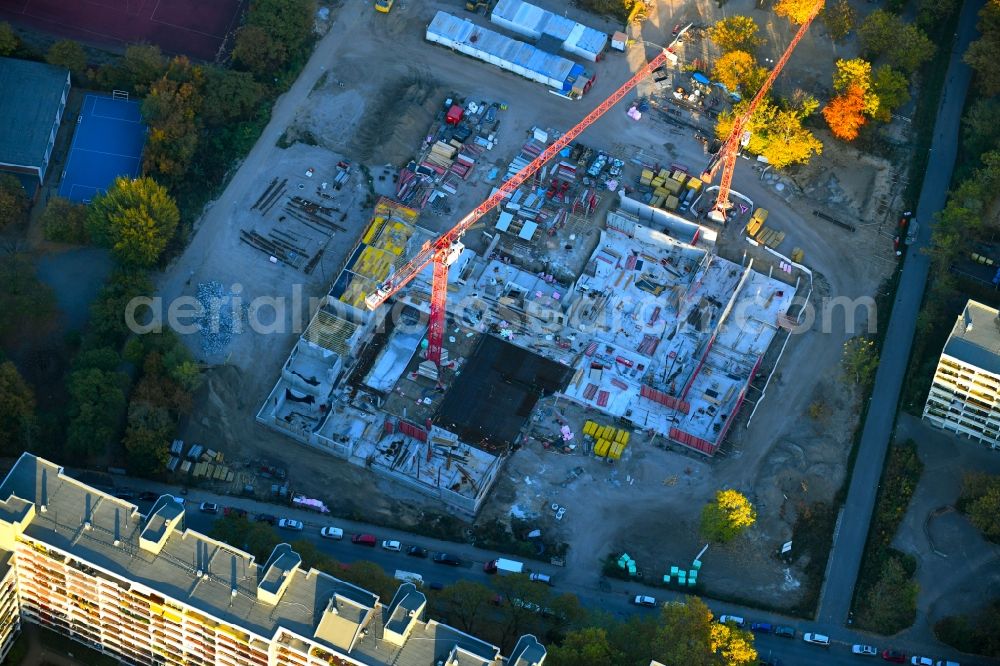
196;281;246;355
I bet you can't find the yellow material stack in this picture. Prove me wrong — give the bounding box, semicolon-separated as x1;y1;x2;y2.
583;421;631;461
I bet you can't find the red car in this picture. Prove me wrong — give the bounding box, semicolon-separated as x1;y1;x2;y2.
351;534;377;546
882;649;906;663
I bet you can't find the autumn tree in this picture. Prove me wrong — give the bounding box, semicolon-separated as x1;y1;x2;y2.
41;196;88;244
859;10;935;74
86;177;180;267
715;97;823;169
960;473;1000;542
709;16;764;54
712;51;768;96
774;0;825;25
860;555;919;632
142;57;204;183
701;490;757;542
0;174;28;229
965;0;1000;95
46;40;87;80
833;58;877;111
823;85;868;140
0;22;18;56
96;44;166;94
651;597;757;666
200;68;266;127
822;0;856;41
0;360;36;456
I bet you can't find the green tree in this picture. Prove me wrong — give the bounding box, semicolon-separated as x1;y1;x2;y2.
962;98;1000;165
871;65;910;123
232;26;288;78
774;0;825;25
701;490;757;542
0;360;35;456
87;270;154;347
66;368;128;458
965;0;1000;95
0;174;28;229
123;43;166;93
246;0;316;61
966;485;1000;541
41;196;89;243
822;0;856;41
46;40;87;80
209;514;280;562
0;252;56;341
86;176;180;266
860;555;918;632
0;22;18;56
859;10;936;74
73;347;122;372
200;68;266;126
842;336;879;385
122;421;170;475
433;580;496;635
547;627;623;666
917;0;957;29
709;16;764;54
712;51;768;96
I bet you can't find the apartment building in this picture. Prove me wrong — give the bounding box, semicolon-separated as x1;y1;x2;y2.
0;453;546;666
922;299;1000;448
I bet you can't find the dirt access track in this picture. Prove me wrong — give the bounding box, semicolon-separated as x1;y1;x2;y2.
160;0;904;612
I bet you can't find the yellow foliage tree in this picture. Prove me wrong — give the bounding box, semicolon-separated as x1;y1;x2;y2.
712;51;768;96
715;97;823;169
701;489;757;542
833;58;879;116
775;0;825;24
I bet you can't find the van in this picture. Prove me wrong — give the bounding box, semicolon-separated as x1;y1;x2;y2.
351;534;376;546
802;633;829;647
935;661;960;666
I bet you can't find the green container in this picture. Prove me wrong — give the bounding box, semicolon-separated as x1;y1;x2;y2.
692;559;702;570
670;566;679;576
663;575;671;584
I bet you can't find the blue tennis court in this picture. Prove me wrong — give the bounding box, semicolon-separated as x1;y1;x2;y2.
58;94;146;203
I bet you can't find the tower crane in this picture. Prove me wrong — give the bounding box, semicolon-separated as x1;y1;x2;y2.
364;31;690;370
703;0;824;222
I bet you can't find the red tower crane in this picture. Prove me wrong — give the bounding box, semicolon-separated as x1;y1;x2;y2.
703;1;824;221
364;40;685;369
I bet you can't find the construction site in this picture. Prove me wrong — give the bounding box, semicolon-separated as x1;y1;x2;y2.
161;0;908;609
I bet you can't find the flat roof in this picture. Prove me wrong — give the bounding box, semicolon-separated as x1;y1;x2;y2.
944;300;1000;376
0;57;68;171
0;453;533;665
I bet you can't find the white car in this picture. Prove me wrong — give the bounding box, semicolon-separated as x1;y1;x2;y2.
852;644;878;656
911;659;933;666
320;526;344;540
633;595;657;607
718;615;745;628
278;519;303;531
381;539;402;552
528;573;552;585
803;633;830;647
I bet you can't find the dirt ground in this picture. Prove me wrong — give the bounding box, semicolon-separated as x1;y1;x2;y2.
159;0;909;612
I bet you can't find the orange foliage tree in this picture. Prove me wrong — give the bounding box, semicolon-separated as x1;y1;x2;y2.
822;84;867;141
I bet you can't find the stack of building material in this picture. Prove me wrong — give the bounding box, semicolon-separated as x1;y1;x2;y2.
584;420;630;460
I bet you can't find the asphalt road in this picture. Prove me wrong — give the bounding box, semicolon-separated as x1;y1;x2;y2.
816;0;986;629
107;486;994;666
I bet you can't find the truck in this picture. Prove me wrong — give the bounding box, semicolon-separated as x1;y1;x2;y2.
484;558;524;574
394;570;423;586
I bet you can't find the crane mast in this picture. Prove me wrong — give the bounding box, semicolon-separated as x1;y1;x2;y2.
364;44;681;368
704;1;824;220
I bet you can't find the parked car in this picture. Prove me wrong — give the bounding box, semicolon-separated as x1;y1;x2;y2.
774;626;796;639
256;514;277;525
138;491;160;501
352;534;377;546
382;540;402;552
882;650;906;663
803;633;830;647
428;582;445;591
750;623;772;634
718;615;746;628
433;552;461;566
529;573;552;585
199;502;219;514
407;545;428;558
114;489;137;500
911;659;933;666
633;595;657;608
278;519;303;531
320;526;344;540
853;645;878;656
223;507;247;518
935;661;960;666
